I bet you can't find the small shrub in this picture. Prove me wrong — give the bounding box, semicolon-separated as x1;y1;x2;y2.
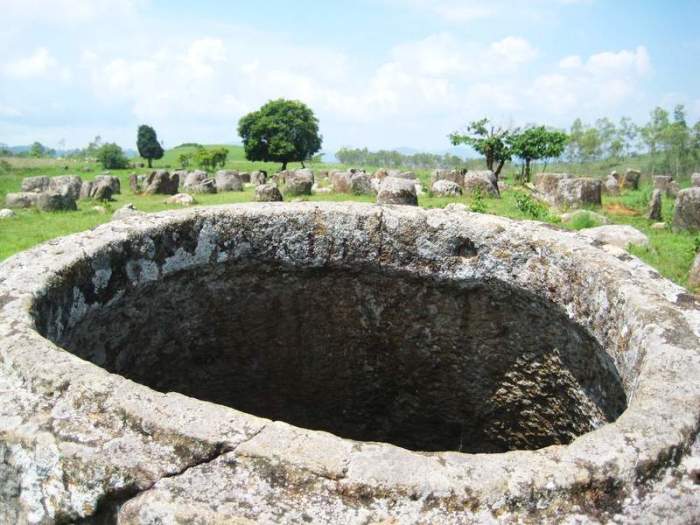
470;188;487;213
569;212;597;230
513;191;549;220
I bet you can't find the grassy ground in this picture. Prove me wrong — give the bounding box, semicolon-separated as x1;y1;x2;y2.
1;154;698;290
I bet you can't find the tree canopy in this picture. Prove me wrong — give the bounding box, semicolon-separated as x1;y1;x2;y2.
449;119;516;179
509;126;568;182
96;143;129;169
137;125;164;168
238;99;322;170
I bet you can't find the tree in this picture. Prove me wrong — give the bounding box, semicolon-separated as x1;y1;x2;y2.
193;146;229;171
178;152;193;168
509;126;568;182
30;142;46;158
449;118;515;179
137;125;164;168
641;107;670;175
96;143;129;169
238;99;322;170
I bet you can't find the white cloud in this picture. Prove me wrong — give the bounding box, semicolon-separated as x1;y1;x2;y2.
559;55;582;69
4;48;58;78
489;36;538;66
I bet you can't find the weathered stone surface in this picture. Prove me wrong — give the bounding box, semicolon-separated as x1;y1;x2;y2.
144;170;179;195
534;172;573;195
79;181;94;199
183;170;208;189
463;171;499;197
255;183;283;202
579;224;650;249
0;208;16;219
49;175;82;200
692;173;700;187
621;169;641;190
331;171;352;193
93;174;121;195
90;180;114;201
165;193;195;206
188;179;217;194
238;172;251;183
431;169;464;187
349;172;373;195
673;187;700;231
648;189;663;221
0;203;698;524
376;176;418;205
35;191;77;211
112;203;145;220
553;177;602;208
250;170;267;186
654;175;673;194
215;170;243;192
603;174;620;195
431;179;463;197
689;252;700;290
5;192;39;208
651;222;667;230
285;169;314;196
129;173;140;193
20;175;50;193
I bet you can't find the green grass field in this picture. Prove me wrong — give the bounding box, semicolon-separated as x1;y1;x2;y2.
1;150;698;291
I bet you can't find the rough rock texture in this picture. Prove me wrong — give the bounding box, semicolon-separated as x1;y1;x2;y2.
48;175;82;200
692;173;700;187
238;172;251;183
376;176;418;205
431;179;463;197
672;187;700;231
250;170;267;186
534;172;573;195
94;174;121;195
0;208;16;219
215;171;243;192
286;169;314;196
112;203;145;220
165;193;195;206
35;191;77;211
255;183;283;202
648;189;663;221
4;192;39;209
331;171;352;193
90;180;114;201
129;173;140;194
0;203;699;524
579;224;650;250
553;178;602;208
183;171;208;189
463;171;499;197
349;173;373;195
431;169;464;187
621;169;641;190
654;175;673;195
143;171;179;195
20;175;50;193
79;181;93;199
603;175;620;196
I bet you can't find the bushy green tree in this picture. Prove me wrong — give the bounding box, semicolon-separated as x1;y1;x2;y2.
30;142;46;158
238;99;322;170
641;107;670;175
137;125;164;168
96;143;129;169
450;118;515;179
193;146;228;171
509;126;568;182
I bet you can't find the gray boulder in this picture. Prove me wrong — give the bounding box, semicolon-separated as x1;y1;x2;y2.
349;173;373;195
49;175;82;200
553;178;601;208
165;193;195;206
603;175;620;195
431;169;464;187
672;187;700;231
394;171;417;180
376;176;418;206
129;173;141;193
534;172;573;195
689;252;700;290
20;176;50;193
143;171;179;195
250;171;267;186
93;175;121;195
431;179;463;197
691;173;700;187
580;225;649;250
463;171;499;197
621;169;641;190
183;171;208;189
647;189;662;221
653;175;673;194
5;192;39;209
0;208;16;219
331;171;352;193
36;192;77;212
255;183;283;202
79;181;94;199
188;179;217;194
286;170;314;196
214;171;243;192
90;180;113;201
238;172;251;183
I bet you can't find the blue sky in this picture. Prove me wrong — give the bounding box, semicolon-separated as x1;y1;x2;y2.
1;0;699;153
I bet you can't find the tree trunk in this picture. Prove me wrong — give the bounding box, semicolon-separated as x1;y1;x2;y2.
147;158;152;168
301;160;306;168
525;159;532;182
281;161;287;171
494;159;505;180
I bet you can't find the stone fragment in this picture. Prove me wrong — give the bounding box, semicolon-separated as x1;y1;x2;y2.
463;170;499;197
0;208;16;219
647;189;662;221
579;224;649;249
431;179;463;197
621;169;641;190
20;175;50;193
250;171;267;186
215;171;243;192
553;178;601;208
143;170;179;195
165;193;195;206
691;173;700;187
36;191;77;211
112;203;145;220
49;175;82;200
688;253;700;290
431;169;464;187
4;192;39;208
285;169;314;196
93;174;121;195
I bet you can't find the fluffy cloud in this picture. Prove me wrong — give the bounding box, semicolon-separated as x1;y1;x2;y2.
4;48;58;78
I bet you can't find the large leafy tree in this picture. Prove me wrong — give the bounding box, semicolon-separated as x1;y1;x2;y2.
96;143;129;169
449;118;515;179
137;125;164;168
238;99;322;170
509;126;568;182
